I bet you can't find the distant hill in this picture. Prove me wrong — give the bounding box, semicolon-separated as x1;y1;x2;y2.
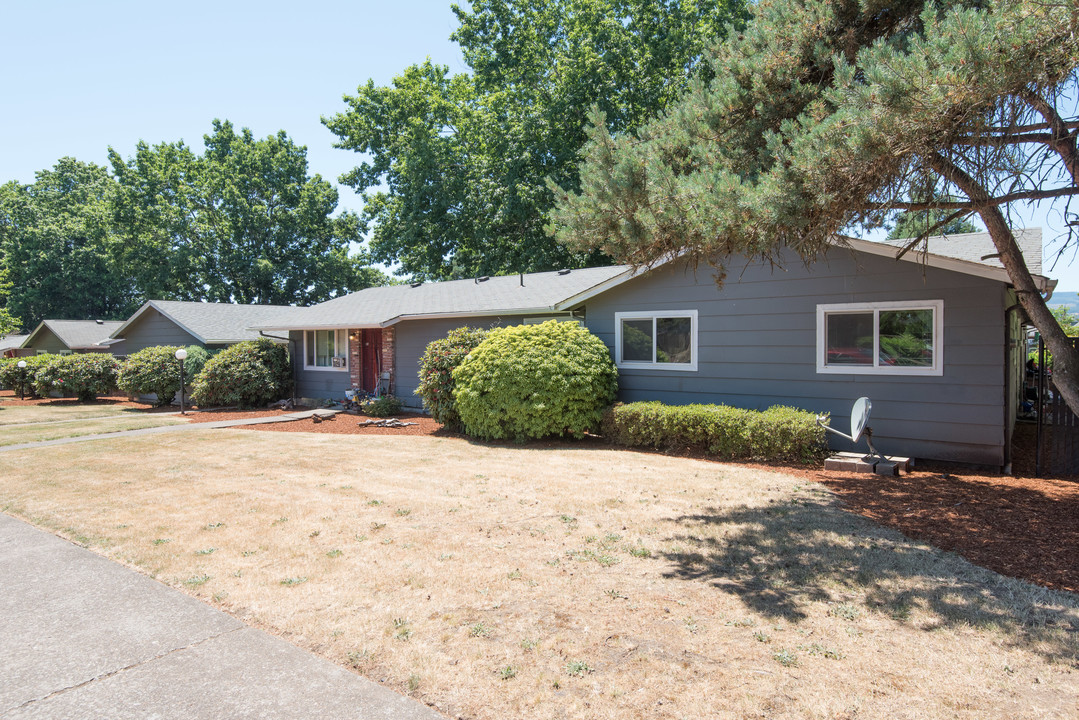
1048;291;1079;314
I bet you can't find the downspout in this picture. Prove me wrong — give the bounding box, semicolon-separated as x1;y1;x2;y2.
1003;301;1023;475
260;331;297;404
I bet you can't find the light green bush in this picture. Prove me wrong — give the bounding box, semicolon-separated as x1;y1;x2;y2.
601;401;828;463
415;326;489;430
190;338;291;409
31;353;119;401
359;394;403;417
452;321;617;441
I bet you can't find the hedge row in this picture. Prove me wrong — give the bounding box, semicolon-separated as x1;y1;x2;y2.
2;339;289;409
0;354;121;401
601;401;828;463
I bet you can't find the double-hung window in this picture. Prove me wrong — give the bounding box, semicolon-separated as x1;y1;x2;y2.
614;310;698;371
816;300;943;375
304;329;348;371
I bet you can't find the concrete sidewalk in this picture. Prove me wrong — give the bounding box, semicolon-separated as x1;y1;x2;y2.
0;409;339;454
0;513;443;720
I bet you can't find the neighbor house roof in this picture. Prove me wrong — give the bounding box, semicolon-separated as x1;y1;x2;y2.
252;265;635;331
22;320;124;351
253;228;1054;331
0;334;28;353
111;300;309;344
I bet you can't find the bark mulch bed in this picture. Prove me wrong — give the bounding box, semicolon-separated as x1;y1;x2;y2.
0;391;161;411
232;410;443;436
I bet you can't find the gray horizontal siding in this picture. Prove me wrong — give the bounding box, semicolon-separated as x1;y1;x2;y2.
120;308;201;354
290;330;351;401
582;251;1008;466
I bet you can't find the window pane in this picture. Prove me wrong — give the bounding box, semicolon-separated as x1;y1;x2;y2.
315;330;335;366
305;331;314;366
621;319;653;362
879;309;933;367
826;313;873;365
656;317;692;364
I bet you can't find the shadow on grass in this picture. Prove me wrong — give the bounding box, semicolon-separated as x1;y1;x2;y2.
661;493;1079;663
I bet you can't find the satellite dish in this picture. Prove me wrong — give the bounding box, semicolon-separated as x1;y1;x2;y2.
816;396;886;463
850;397;871;443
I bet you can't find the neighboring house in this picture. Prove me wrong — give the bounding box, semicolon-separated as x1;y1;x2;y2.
253;229;1053;468
108;300;307;355
20;320;125;355
1;334;29;358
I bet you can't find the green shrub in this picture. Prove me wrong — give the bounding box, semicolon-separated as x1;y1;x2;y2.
452;320;617;441
415;326;489;430
601;401;828;463
359;394;403;417
190;338;291;409
0;354;51;394
119;346;181;406
31;353;119;401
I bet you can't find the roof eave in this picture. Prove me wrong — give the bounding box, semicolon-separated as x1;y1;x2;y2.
843;237;1054;292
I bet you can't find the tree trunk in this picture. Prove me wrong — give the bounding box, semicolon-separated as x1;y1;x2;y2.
929;153;1079;417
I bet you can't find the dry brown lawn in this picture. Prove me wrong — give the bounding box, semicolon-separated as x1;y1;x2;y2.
1;429;1077;720
0;414;186;445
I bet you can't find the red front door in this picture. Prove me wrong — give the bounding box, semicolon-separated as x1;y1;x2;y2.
360;329;382;393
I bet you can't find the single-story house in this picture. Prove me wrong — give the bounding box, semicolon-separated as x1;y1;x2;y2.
1;334;30;358
20;320;125;355
253;229;1052;468
108;300;307;356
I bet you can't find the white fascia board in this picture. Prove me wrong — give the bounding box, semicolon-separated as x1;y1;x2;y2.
843;237;1054;292
20;321;48;348
553;268;643;310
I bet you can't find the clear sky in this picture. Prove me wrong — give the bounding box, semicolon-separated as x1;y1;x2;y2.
2;0;1078;292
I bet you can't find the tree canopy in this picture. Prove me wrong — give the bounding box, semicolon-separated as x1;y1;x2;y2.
0;158;136;328
0;121;388;330
551;0;1079;415
324;0;747;281
110;120;378;306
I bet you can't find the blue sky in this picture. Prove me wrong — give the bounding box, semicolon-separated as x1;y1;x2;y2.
3;0;1078;292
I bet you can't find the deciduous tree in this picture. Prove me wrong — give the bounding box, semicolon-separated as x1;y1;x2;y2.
325;0;747;280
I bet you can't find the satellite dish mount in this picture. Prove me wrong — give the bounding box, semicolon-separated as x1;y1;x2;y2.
816;397;887;464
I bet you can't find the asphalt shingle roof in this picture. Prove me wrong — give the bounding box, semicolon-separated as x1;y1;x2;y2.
257;265;633;329
0;334;28;352
29;320;124;350
876;228;1042;274
115;301;309;343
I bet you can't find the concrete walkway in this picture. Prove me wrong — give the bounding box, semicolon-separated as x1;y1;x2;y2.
0;513;444;720
0;409;338;453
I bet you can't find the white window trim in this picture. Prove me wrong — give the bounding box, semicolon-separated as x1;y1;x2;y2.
816;299;944;376
614;310;698;372
303;329;349;372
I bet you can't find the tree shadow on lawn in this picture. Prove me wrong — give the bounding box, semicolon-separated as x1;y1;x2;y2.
661;493;1079;663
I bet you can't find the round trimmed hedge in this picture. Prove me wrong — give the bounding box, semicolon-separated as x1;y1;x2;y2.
415;326;489;430
117;345;211;407
452;320;617;441
190;338;291;409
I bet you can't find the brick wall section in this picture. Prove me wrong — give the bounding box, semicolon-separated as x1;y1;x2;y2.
348;329;361;390
381;326;395;394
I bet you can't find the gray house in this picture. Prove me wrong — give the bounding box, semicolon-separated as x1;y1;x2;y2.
254;230;1053;468
20;320;125;355
108;300;306;355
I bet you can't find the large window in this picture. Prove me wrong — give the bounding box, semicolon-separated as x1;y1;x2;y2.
304;329;348;371
816;300;943;375
614;311;698;371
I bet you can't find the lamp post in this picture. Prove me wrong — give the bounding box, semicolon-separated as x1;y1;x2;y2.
16;360;27;401
175;348;188;415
